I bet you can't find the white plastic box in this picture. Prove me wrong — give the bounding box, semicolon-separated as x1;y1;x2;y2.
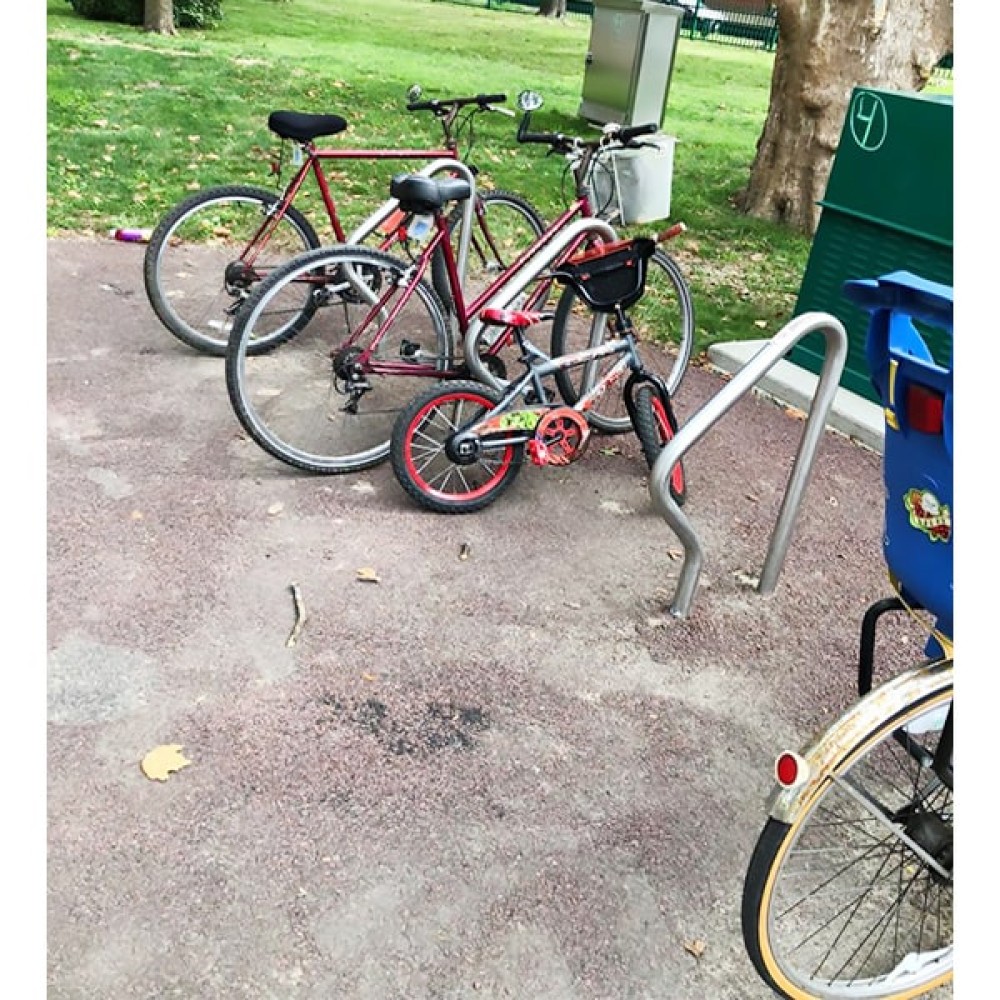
587;134;676;225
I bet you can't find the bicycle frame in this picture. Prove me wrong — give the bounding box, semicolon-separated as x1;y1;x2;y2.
452;329;645;450
317;155;619;386
237;140;457;270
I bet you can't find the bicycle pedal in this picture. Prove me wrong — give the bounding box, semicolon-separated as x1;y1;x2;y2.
526;439;550;467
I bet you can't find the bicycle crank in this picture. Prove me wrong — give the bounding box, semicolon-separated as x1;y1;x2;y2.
528;407;590;467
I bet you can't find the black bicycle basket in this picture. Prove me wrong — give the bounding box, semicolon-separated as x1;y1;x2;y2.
551;237;656;313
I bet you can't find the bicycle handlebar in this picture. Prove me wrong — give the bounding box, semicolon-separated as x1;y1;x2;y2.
406;93;508;114
516;113;658;152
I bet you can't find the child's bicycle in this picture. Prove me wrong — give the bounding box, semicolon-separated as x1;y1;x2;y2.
741;272;953;1000
389;234;688;513
143;86;542;356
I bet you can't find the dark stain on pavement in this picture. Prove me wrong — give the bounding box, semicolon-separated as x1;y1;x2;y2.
318;694;490;756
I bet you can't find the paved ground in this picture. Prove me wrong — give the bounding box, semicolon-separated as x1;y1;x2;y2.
47;236;935;999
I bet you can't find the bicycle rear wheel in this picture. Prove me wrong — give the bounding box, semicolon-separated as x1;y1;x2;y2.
550;249;694;433
226;245;454;474
390;380;524;513
631;384;686;505
742;670;953;1000
144;185;320;356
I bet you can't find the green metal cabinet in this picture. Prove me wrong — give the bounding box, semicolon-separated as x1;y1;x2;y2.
789;88;953;403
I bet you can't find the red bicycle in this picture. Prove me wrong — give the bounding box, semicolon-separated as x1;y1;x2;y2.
142;86;542;356
224;93;695;475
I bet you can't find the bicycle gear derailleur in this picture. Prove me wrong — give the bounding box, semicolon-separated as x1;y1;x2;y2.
331;345;372;413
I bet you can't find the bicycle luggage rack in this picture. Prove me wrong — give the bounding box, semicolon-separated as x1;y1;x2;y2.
649;312;848;619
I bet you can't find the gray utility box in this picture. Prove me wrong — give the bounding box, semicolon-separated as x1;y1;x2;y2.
579;0;683;128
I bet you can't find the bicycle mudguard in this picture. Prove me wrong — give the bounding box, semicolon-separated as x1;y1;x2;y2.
764;657;952;824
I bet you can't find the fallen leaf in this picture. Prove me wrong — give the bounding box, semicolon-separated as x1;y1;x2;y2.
140;744;192;782
754;319;768;329
458;543;471;561
356;567;380;583
361;672;378;682
784;406;807;421
599;446;622;456
130;510;144;521
683;938;707;959
267;502;284;516
666;548;683;561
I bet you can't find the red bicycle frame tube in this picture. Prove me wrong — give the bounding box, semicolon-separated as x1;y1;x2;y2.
238;142;458;268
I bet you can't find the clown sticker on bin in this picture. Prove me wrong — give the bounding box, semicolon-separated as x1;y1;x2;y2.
903;488;951;543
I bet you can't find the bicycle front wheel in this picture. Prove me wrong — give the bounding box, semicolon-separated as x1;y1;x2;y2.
632;383;686;505
550;249;694;433
226;245;454;474
742;672;953;1000
144;184;320;356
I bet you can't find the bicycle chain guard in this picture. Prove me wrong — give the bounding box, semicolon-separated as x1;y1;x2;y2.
528;407;590;467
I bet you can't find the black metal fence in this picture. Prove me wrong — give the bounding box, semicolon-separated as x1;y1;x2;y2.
432;0;781;51
433;0;954;75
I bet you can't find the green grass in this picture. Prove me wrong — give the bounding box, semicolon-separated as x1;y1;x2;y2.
47;0;819;354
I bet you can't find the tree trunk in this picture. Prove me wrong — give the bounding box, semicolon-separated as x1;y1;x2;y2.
537;0;568;17
737;0;952;235
144;0;177;35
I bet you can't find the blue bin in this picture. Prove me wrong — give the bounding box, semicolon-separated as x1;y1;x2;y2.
842;272;953;645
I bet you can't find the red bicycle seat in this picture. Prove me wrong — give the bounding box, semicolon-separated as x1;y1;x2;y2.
480;307;553;329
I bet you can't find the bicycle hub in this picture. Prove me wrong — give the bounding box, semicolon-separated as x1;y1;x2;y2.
445;431;480;465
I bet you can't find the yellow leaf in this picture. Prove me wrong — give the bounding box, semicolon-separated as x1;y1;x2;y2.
356;567;380;583
140;744;192;782
683;938;707;959
754;319;768;329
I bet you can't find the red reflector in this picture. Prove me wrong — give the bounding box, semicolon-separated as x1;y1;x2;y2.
775;753;800;788
906;384;944;434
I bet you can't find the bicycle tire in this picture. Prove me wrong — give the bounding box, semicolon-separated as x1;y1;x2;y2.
144;184;321;356
742;669;953;1000
390;380;524;513
631;384;686;505
550;248;695;434
226;244;454;474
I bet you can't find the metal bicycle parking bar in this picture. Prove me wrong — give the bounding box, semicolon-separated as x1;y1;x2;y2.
648;312;849;618
345;158;480;287
463;216;618;387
